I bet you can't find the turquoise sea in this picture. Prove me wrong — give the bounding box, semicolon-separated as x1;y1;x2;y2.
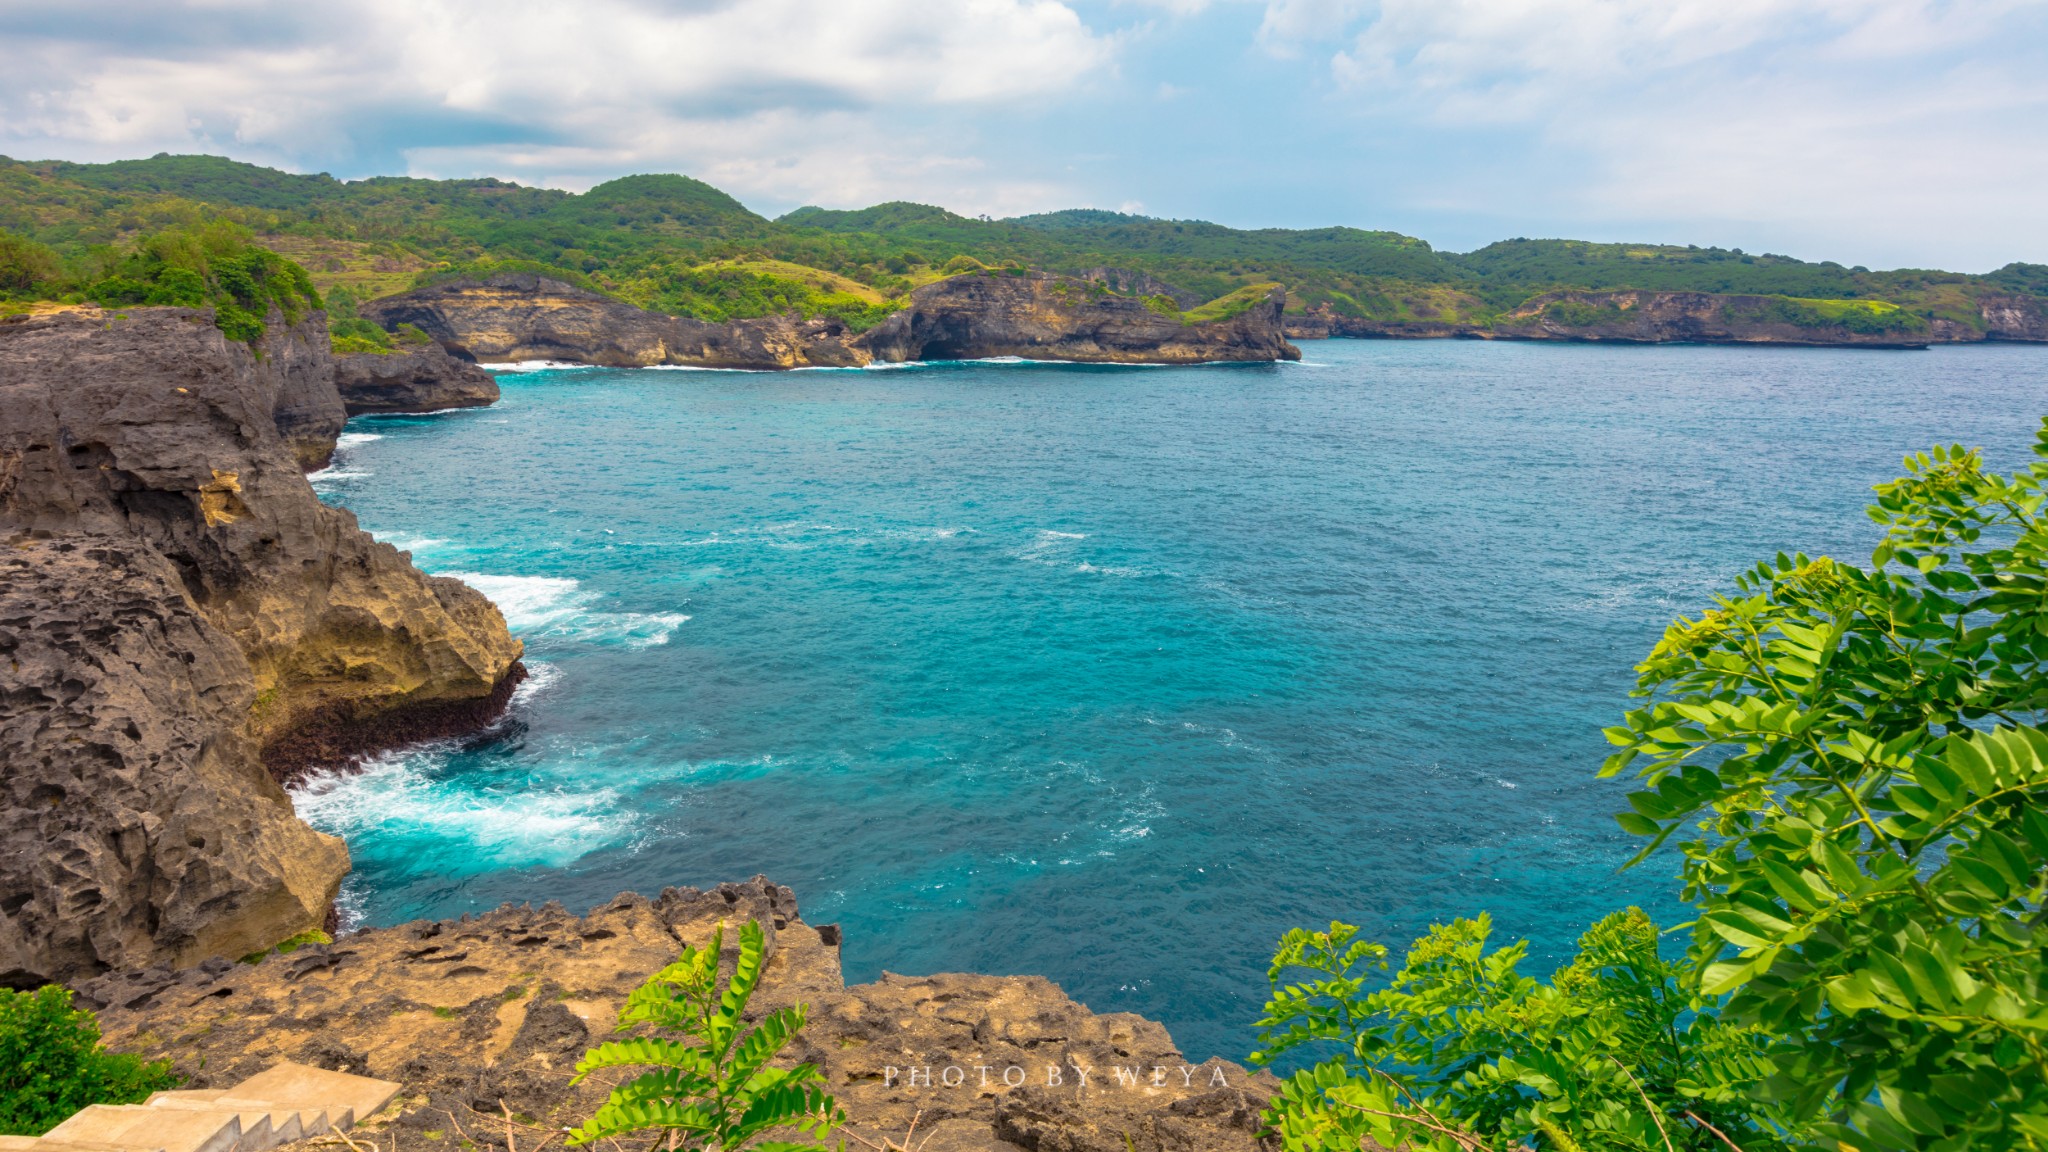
299;338;2044;1062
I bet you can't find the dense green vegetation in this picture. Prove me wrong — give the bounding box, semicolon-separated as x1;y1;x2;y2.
1255;423;2048;1150
0;216;320;343
0;987;179;1136
567;920;840;1151
3;153;2038;337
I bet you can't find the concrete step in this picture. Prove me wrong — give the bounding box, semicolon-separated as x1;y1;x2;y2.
145;1100;288;1152
215;1062;399;1132
142;1093;225;1106
45;1105;239;1152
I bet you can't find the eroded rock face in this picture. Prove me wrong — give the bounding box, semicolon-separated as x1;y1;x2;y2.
0;306;525;985
333;344;501;415
858;273;1301;365
264;318;350;471
1980;294;2048;341
361;271;1301;369
360;274;864;370
77;879;1276;1152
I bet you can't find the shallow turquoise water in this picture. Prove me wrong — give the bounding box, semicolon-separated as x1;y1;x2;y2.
300;338;2045;1061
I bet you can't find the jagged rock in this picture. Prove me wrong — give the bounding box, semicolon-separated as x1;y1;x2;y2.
76;879;1277;1152
332;344;500;415
1289;290;2048;345
263;316;349;471
856;273;1300;364
0;306;525;985
1077;267;1202;309
1979;294;2048;341
360;271;1300;369
359;273;863;369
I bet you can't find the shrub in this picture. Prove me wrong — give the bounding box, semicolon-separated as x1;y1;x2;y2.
567;920;841;1151
1259;420;2048;1152
1254;910;1783;1152
1600;421;2048;1150
0;986;179;1136
0;231;63;295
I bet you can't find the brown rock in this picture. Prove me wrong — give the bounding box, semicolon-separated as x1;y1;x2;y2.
76;880;1275;1152
0;306;525;984
359;274;863;370
333;344;500;415
857;273;1300;365
1979;293;2048;341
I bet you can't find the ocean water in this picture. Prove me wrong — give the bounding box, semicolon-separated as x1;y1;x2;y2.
298;339;2046;1062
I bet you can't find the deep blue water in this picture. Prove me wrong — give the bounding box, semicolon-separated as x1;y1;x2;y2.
299;339;2045;1062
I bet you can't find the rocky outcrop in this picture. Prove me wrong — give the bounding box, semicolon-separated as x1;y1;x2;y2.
333;344;500;415
857;273;1300;364
1290;289;2048;346
1490;290;1933;347
263;316;350;471
1077;267;1202;309
361;271;1301;368
76;878;1276;1152
1284;306;1478;341
1979;294;2048;341
360;274;863;370
0;306;525;987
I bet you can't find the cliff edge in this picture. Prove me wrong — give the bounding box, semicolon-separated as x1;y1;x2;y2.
76;878;1276;1152
0;306;524;987
360;272;1300;369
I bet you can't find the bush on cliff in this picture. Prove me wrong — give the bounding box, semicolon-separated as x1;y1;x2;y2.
1258;421;2048;1151
44;221;324;343
0;986;179;1136
567;920;841;1151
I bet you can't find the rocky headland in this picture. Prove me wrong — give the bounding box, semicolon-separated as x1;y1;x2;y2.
0;305;523;988
333;343;500;415
1285;289;2048;347
76;878;1276;1152
359;271;1300;369
858;274;1299;365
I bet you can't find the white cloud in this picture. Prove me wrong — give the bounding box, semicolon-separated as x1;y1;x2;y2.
1276;0;2048;267
0;0;1114;206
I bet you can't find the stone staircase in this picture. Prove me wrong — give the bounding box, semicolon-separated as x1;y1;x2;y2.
0;1063;400;1152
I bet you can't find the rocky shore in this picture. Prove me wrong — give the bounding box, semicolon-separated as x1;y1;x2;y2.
333;343;500;415
0;306;523;987
1284;288;2048;346
77;878;1276;1152
361;271;1300;369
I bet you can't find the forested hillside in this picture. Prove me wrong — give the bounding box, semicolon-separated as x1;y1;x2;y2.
3;152;2042;337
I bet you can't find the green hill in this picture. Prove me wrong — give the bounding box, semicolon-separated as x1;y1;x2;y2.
0;152;2040;337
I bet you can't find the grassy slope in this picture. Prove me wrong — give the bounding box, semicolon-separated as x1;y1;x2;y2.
2;154;2041;333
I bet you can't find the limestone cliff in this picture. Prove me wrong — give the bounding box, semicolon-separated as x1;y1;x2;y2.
333;343;500;415
77;878;1275;1152
263;317;350;471
0;306;524;987
361;271;1300;368
858;273;1300;365
360;273;862;369
1287;289;2048;346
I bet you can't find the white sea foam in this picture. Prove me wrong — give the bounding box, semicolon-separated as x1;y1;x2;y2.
1076;561;1144;578
335;432;383;448
371;531;447;555
483;360;602;372
307;467;369;482
439;570;689;647
292;747;626;871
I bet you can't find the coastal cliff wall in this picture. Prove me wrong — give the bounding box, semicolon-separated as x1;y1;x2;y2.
1287;288;2048;346
0;306;524;987
77;878;1275;1152
333;343;501;414
858;274;1300;364
361;271;1300;368
361;273;862;369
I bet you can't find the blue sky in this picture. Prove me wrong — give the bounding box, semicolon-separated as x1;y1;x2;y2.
2;0;2044;270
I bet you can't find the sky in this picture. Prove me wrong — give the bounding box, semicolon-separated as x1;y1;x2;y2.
1;0;2044;271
